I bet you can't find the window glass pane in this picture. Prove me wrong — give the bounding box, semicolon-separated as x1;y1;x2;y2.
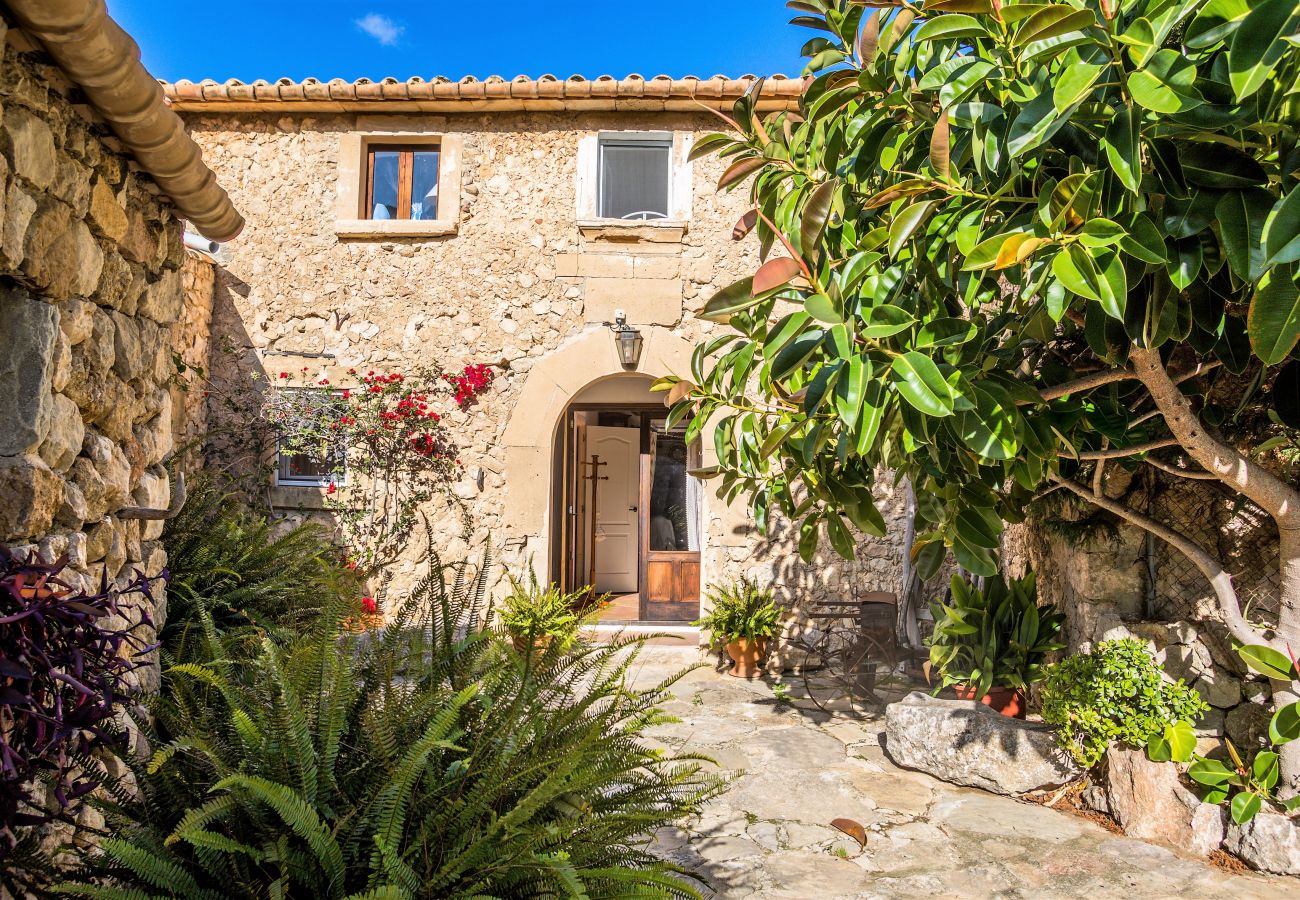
276;391;347;485
281;451;335;482
649;428;697;551
369;150;400;219
599;141;670;220
410;150;439;220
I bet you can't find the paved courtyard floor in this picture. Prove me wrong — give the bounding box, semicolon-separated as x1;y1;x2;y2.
629;645;1299;899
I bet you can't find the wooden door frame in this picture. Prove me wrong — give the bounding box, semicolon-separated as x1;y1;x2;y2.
552;402;701;619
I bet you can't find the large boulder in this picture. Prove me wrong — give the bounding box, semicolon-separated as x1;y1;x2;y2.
1101;745;1225;857
1225;810;1300;875
884;692;1080;796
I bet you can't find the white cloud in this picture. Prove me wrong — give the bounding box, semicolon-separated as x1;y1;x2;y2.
356;13;403;46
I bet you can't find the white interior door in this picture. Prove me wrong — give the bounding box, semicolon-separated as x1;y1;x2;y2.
588;425;639;593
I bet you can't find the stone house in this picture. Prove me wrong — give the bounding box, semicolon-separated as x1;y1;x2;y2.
163;73;912;627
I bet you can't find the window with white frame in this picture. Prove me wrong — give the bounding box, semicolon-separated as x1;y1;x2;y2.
597;134;672;220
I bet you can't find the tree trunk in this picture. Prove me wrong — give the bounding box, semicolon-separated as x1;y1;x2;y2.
1128;347;1300;795
898;481;922;649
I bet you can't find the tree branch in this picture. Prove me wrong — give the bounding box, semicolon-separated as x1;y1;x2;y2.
1063;437;1179;460
1128;346;1300;641
1036;367;1134;402
1144;456;1219;480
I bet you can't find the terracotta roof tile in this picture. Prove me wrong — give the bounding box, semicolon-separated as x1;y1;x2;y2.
159;74;802;111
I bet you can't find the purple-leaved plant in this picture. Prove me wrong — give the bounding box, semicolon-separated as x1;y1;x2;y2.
0;549;161;857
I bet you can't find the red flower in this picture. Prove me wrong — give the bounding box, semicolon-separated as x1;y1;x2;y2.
361;596;377;614
341;390;351;400
325;482;337;495
279;372;289;379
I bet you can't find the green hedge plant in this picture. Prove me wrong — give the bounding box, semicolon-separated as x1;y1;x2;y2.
1040;637;1208;768
926;572;1065;699
1187;644;1300;824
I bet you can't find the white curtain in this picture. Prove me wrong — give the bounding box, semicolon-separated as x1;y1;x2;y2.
685;444;700;552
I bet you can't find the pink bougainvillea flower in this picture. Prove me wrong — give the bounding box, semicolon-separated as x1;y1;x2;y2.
325;482;337;495
361;596;377;614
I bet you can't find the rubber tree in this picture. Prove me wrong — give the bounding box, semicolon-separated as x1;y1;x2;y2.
658;0;1300;788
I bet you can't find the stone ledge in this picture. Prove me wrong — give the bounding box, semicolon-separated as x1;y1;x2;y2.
578;220;686;243
334;218;458;239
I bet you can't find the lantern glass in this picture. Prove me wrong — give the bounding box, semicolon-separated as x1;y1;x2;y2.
617;328;643;368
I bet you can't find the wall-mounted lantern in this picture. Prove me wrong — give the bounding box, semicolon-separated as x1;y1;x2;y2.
607;309;643;369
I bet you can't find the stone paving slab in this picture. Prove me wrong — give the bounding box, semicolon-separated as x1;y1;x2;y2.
631;647;1298;899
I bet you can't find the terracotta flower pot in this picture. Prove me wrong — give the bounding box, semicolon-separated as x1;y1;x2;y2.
724;637;769;679
511;633;553;655
953;683;1026;719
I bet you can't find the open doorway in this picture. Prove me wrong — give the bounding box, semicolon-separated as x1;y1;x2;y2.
551;378;702;624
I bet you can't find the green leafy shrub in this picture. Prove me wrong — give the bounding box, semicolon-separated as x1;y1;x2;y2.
926;572;1064;698
695;578;779;646
1041;638;1208;768
59;550;726;898
162;475;360;656
1187;644;1300;824
496;568;602;646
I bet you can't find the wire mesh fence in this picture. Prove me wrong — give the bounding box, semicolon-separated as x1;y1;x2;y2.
1145;471;1282;625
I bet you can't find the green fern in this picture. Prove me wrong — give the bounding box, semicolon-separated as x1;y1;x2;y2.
61;546;728;898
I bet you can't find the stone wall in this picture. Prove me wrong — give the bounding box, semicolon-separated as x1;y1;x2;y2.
169;251;216;470
0;23;184;700
182;109;912;624
1020;482;1280;762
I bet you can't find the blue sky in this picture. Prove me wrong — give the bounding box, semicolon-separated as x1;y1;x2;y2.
108;1;806;85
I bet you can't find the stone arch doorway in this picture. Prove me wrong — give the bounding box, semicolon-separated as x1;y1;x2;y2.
501;327;707;622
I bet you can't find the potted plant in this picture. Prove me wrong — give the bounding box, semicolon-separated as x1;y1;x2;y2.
926;572;1064;718
497;570;602;655
695;578;780;678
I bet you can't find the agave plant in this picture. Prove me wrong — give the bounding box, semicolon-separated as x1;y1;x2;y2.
59;546;727;898
926;572;1065;698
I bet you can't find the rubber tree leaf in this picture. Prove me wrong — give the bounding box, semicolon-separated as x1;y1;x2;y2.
1247;268;1300;364
1228;0;1300;100
1014;6;1098;46
834;355;871;429
914;13;986;42
1270;702;1300;745
1216;188;1274;281
753;257;802;296
1128;49;1205;113
930;112;951;180
1264;188;1300;267
805;292;843;324
718;155;767;189
701;277;758;321
801;179;837;256
890;352;955;416
888;200;936;256
1053;61;1104;112
1239;643;1300;681
1103;107;1142;194
1008;90;1072;158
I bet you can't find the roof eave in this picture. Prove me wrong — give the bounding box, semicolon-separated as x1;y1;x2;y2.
5;0;244;241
